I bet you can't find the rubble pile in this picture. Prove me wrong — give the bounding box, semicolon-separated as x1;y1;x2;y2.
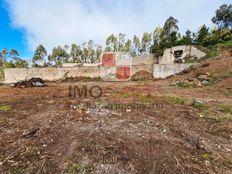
11;78;47;88
170;72;212;87
131;71;153;81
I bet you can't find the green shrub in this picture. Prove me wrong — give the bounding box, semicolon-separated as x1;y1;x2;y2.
66;163;81;174
201;153;209;160
165;96;186;105
202;29;232;47
170;81;194;88
220;104;232;114
192;100;206;109
196;40;232;59
0;105;12;111
209;71;232;85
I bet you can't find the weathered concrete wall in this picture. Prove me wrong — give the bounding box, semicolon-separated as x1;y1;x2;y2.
3;50;200;83
4;64;194;82
159;45;206;64
153;64;194;79
132;55;155;65
4;68;27;83
132;65;153;74
62;63;101;67
4;67;100;83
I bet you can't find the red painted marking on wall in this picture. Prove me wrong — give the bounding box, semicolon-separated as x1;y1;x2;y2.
116;67;130;80
102;53;116;67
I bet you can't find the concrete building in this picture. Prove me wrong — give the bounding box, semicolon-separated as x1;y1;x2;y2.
159;45;206;64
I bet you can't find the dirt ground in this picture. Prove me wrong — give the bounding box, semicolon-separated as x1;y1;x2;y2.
0;57;232;174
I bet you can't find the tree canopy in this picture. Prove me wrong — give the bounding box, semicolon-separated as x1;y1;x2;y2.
212;4;232;29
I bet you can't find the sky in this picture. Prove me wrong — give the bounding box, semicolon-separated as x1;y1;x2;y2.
0;0;231;59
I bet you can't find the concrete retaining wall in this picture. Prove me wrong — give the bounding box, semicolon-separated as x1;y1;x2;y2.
132;55;155;65
4;67;100;83
4;64;194;83
132;65;153;74
153;64;194;79
3;64;195;83
159;45;206;64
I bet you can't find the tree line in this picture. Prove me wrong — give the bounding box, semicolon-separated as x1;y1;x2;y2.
0;3;231;68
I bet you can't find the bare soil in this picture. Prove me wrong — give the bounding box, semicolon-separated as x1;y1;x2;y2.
0;56;232;174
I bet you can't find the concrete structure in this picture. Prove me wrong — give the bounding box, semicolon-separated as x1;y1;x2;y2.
159;45;206;64
62;63;101;67
3;45;204;83
153;64;194;79
132;55;155;65
4;67;100;83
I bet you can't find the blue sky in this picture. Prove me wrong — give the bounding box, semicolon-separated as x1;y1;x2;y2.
0;1;30;58
0;0;231;59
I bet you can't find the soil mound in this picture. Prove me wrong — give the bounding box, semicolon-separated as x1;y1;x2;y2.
131;71;153;81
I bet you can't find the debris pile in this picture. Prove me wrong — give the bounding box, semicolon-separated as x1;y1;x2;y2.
131;71;153;81
11;78;47;88
170;72;212;87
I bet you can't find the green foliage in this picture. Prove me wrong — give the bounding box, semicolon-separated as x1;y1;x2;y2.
196;25;209;45
132;35;141;56
201;153;209;160
32;44;47;66
208;71;232;85
1;48;20;61
66;163;81;174
212;4;232;29
220;104;232;114
118;33;126;51
176;29;193;45
196;40;232;59
170;80;194;88
49;46;69;65
105;34;118;52
124;39;132;53
162;16;179;38
0;105;12;111
202;28;232;46
0;48;28;68
165;96;186;105
5;58;28;68
66;163;93;174
192;100;206;109
151;16;179;56
70;44;82;63
141;32;152;54
161;16;179;47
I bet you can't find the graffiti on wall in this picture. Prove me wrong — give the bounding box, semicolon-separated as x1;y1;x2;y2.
100;52;132;81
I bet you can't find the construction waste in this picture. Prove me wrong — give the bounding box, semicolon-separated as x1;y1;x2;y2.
11;78;47;88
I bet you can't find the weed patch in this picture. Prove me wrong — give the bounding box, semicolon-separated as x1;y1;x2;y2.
192;100;206;110
220;104;232;114
165;96;186;105
209;71;232;85
66;163;81;174
0;105;12;111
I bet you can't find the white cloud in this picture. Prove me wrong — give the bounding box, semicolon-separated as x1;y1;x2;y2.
5;0;230;52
